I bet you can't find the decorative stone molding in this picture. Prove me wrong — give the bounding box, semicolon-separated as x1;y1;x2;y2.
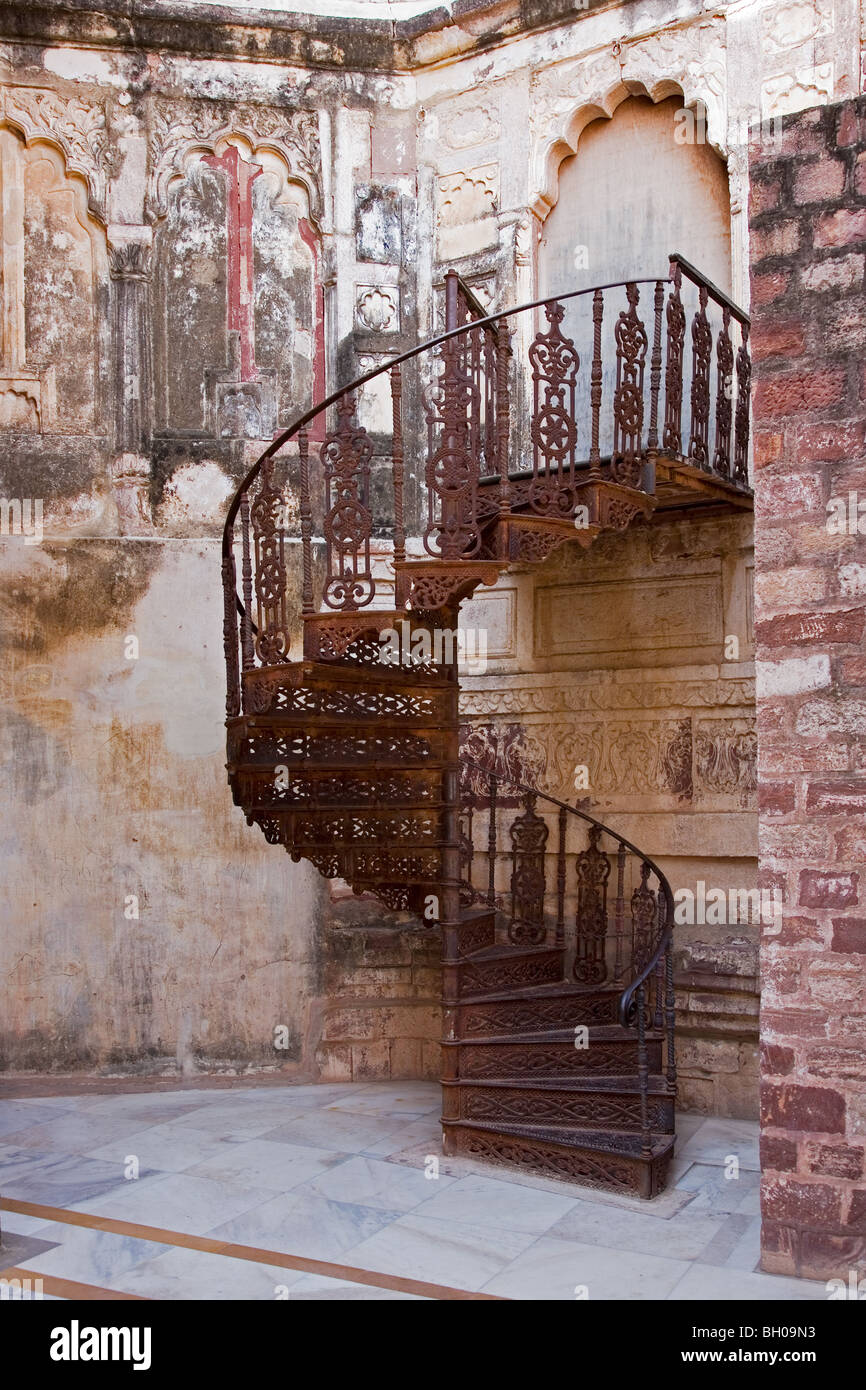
437;96;500;151
761;63;835;117
147;98;322;225
0;367;55;432
107;226;153;454
1;84;111;222
528;20;728;220
436;162;499;260
355;285;400;333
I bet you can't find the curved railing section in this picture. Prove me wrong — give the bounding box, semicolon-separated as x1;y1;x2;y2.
459;754;676;1033
222;253;752;717
459;751;677;1150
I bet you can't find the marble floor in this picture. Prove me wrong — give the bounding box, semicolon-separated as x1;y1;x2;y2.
0;1081;828;1300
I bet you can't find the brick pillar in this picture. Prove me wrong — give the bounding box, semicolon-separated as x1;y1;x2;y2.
750;97;866;1281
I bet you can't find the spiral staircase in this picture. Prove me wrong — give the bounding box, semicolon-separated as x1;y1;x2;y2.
222;255;753;1197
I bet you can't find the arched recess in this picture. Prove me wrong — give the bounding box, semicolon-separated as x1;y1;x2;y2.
530;84;737;463
152;132;324;441
0;124;107;433
538;94;732;299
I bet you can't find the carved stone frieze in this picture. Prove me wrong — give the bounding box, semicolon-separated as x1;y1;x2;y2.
147;97;322;222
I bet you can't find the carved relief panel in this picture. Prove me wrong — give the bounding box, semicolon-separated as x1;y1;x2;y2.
0;124;106;433
153;131;321;441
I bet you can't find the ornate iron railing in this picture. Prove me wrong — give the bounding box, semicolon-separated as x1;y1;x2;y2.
222;253;752;716
459;752;677;1150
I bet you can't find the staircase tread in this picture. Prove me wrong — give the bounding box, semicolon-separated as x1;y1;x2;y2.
441;1075;671;1093
249;659;453;691
443;1118;675;1160
447;1025;665;1045
459;944;564;963
457;980;623;1005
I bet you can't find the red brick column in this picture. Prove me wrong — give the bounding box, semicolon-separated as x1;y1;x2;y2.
750;97;866;1281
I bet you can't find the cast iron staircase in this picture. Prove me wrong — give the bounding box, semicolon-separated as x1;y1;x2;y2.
222;254;752;1197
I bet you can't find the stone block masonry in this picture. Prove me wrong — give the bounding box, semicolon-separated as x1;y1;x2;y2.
750;97;866;1282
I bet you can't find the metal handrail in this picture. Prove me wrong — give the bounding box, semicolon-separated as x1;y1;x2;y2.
220;270;676;563
460;753;675;1029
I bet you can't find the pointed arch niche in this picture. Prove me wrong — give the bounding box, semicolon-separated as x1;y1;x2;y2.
0;124;107;433
153;132;323;441
538;93;732;302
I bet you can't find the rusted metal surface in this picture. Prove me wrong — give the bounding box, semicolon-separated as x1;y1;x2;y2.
220;254;748;1195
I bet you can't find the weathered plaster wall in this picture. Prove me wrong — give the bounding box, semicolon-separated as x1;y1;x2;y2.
750;95;866;1282
0;0;862;1088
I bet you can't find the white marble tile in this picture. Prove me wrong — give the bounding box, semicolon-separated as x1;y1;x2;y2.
208;1188;404;1262
16;1222;170;1283
0;1149;138;1207
327;1082;440;1116
189;1137;349;1192
2;1111;163;1155
667;1262;828;1300
301;1155;454;1212
70;1171;275;1236
104;1245;307;1301
263;1108;415;1155
0;1209;57;1237
342;1212;536;1292
673;1112;707;1143
722;1215;763;1272
0;1102;75;1136
545;1195;725;1260
675;1162;762;1216
84;1119;244;1174
483;1234;691;1300
679;1117;760;1171
357;1115;443;1159
414;1173;578;1236
285;1272;426;1300
160;1101;312;1141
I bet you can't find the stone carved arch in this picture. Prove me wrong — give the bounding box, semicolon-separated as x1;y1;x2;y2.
0;123;108;433
152;127;324;440
0;85;110;224
528;22;728;223
147;102;323;228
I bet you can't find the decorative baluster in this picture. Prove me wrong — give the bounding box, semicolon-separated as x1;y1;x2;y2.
556;804;567;950
528;301;579;517
459;801;474;907
613;842;626;984
574;824;610;984
665;940;677;1092
496;322;512;521
688;283;712;468
483;326;497;476
713;305;733;479
487;771;497;907
647;281;664;452
321;392;375;610
222;542;241;717
470;324;482;473
390;365;405;604
298;427;314;617
663;262;685;455
654;957;664;1031
636;982;652;1158
631;861;657;977
508;792;549;946
733;322;751;486
239;492;255;670
611;282;648;488
423;288;481;560
251;454;290;664
587;288;603;480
